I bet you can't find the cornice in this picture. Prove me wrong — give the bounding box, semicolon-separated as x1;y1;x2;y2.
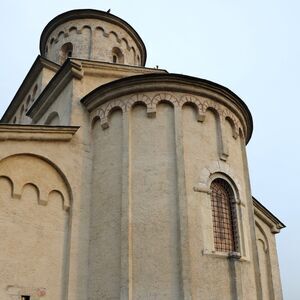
253;197;285;233
0;124;79;141
78;58;167;75
81;73;253;143
1;56;59;123
40;9;147;66
27;59;84;123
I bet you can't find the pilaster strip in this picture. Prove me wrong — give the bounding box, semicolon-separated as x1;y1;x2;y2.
120;111;132;300
218;116;229;161
174;107;192;299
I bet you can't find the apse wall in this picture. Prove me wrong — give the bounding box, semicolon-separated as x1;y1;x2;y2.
89;110;123;299
131;103;181;299
87;82;255;299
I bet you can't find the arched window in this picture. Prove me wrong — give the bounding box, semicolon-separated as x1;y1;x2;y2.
111;47;124;64
59;42;73;64
210;179;238;252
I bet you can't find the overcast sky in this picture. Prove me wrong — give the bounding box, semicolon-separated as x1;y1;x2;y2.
0;1;299;298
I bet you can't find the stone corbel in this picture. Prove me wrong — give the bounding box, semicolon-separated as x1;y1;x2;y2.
271;225;280;234
197;111;206;122
228;251;242;259
147;106;156;118
101;117;109;129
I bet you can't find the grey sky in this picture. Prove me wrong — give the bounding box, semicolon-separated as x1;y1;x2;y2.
0;1;299;298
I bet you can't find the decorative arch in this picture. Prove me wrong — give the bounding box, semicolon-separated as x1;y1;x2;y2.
225;116;239;139
57;31;65;40
255;221;274;298
0;175;14;197
180;95;205;121
121;37;129;48
127;93;152;111
0;154;72;210
109;30;121;43
255;222;269;252
152;92;179;108
81;25;92;31
95;26;105;33
91;115;101;129
69;26;78;33
194;161;242;200
45;111;60;125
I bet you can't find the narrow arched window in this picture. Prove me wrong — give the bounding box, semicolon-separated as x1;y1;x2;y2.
59;42;73;64
210;179;238;252
111;47;124;64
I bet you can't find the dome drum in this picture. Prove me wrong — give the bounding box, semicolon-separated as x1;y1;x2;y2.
40;9;146;66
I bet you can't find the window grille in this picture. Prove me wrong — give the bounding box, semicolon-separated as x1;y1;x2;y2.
210;179;238;252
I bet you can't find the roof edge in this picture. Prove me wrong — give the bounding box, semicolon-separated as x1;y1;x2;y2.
1;56;59;123
253;196;286;233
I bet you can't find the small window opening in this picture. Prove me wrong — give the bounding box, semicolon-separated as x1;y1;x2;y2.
112;47;124;64
59;42;73;64
21;296;30;300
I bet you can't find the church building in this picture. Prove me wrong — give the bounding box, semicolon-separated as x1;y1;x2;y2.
0;9;285;300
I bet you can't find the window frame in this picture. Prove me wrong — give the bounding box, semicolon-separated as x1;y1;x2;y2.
201;172;246;259
210;178;239;253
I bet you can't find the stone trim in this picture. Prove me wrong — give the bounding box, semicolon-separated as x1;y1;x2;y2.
0;124;79;141
0;153;73;210
82;73;252;143
90;92;245;143
202;249;249;261
194;160;243;202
